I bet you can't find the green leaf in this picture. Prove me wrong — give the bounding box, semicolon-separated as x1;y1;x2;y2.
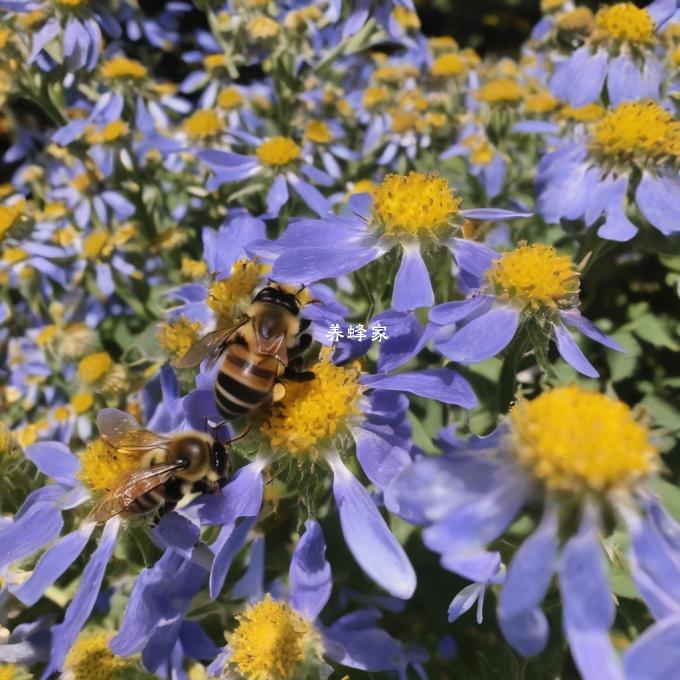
629;314;679;351
640;395;680;431
607;331;641;383
647;478;680;522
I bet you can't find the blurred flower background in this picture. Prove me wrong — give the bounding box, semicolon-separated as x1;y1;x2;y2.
1;0;680;679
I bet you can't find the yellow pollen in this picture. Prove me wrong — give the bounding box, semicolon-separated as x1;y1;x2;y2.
79;438;139;493
184;109;222;139
71;172;92;193
393;6;421;30
590;101;680;165
56;0;85;6
85;120;128;145
557;7;594;32
256;136;301;167
429;35;458;51
83;230;110;260
53;405;70;422
100;56;148;80
390;109;419;133
595;3;655;44
486;243;579;309
17;424;40;449
373;64;419;83
228;595;319;680
208;258;271;323
373;172;461;237
203;53;225;70
425;111;447;128
0;199;26;239
217;87;243;110
181;256;208;279
42;201;67;219
541;0;567;12
524;91;559;115
248;16;280;40
559;102;605;122
77;352;113;384
0;664;30;680
36;324;58;346
63;631;142;680
509;386;658;493
261;356;362;458
304;120;333;145
462;135;495;165
431;53;466;77
156;317;203;363
71;392;94;414
17;11;45;29
362;85;390;109
476;78;524;104
3;247;28;264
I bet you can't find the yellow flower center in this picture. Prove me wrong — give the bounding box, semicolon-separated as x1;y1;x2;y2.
228;596;321;680
85;120;129;145
541;0;567;12
77;352;112;384
42;201;67;219
3;247;28;264
373;172;461;237
248;16;280;40
184;110;222;140
373;64;419;83
100;56;147;79
83;230;110;260
208;258;271;323
56;0;85;6
462;135;495;165
486;243;579;309
156;317;202;363
431;53;466;77
594;3;655;44
389;109;419;133
393;6;421;30
476;78;523;104
557;7;594;32
79;438;139;493
217;87;243;110
0;664;30;680
304;120;333;144
558;102;605;122
590;101;680;165
203;53;225;71
524;91;559;115
181;256;208;279
261;356;362;458
63;632;146;680
36;324;58;346
256;137;301;167
71;392;94;414
362;85;390;109
509;386;658;493
0;199;25;239
71;171;93;193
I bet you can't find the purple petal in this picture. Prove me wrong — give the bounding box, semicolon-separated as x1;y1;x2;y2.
558;310;624;352
266;174;289;216
623;617;680;680
436;306;519;364
636;173;680;237
459;208;532;221
287;174;331;217
498;506;558;656
550;47;607;106
361;368;477;409
25;441;79;484
446;238;498;289
329;453;416;600
271;244;385;284
13;524;95;606
608;53;660;105
443;549;501;584
29;18;60;62
647;0;677;25
392;243;434;312
209;516;257;599
351;425;411;491
429;296;492;326
0;502;64;571
448;583;483;623
45;517;119;675
289;520;332;620
152;513;200;559
197;150;256;170
232;536;265;602
553;323;599;377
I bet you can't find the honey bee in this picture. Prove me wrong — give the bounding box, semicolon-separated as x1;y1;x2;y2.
176;283;316;421
87;408;231;524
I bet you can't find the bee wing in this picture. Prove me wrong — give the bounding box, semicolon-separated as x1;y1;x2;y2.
254;332;289;366
86;463;184;524
96;408;171;452
175;319;250;369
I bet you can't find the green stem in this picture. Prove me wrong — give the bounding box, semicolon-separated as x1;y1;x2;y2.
498;322;530;413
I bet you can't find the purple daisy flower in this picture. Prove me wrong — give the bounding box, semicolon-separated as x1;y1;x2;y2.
206;519;428;679
388;385;680;680
536;99;680;240
256;173;530;313
426;239;623;378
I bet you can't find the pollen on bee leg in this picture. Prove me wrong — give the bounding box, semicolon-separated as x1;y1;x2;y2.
272;382;286;401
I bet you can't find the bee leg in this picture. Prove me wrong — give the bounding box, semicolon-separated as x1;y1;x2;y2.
289;332;312;359
284;357;315;382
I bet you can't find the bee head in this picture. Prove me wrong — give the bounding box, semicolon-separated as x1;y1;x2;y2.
254;282;302;316
171;435;212;480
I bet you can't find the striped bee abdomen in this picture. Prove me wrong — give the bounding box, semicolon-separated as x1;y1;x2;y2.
214;344;277;420
126;485;166;516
